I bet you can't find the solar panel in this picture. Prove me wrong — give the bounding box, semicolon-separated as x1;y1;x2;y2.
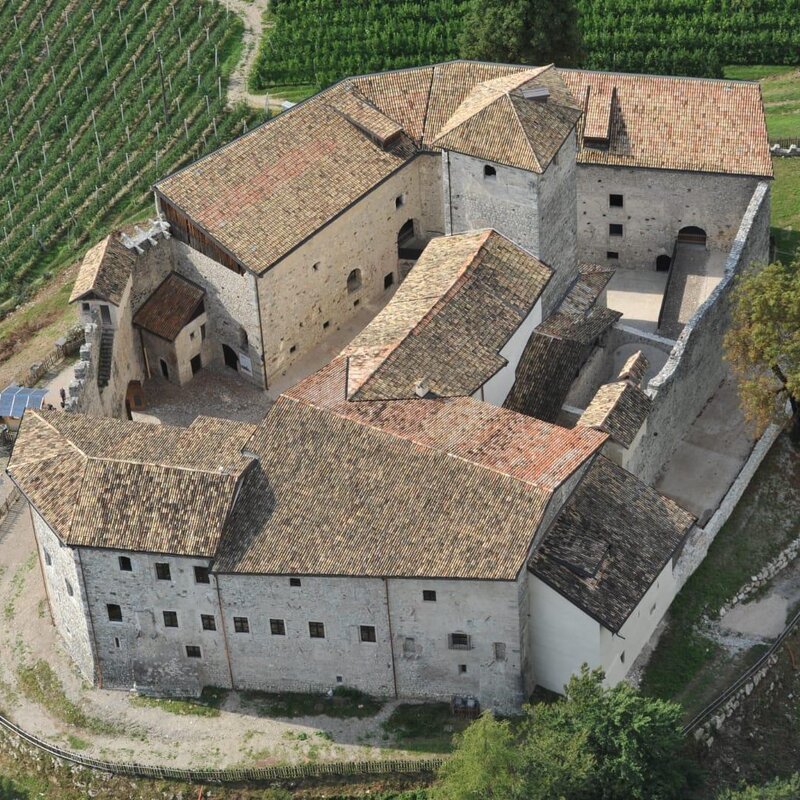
0;385;48;418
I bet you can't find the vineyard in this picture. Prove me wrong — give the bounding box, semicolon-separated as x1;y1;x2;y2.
0;0;257;315
250;0;800;91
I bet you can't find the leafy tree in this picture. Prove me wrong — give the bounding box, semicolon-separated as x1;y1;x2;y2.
724;259;800;442
717;774;800;799
433;667;692;800
458;0;583;67
0;774;29;800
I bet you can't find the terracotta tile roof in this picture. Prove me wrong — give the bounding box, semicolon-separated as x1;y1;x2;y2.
530;456;694;631
430;66;582;172
69;233;135;305
505;266;621;422
579;381;651;447
344;230;552;400
133;273;205;341
330;85;406;146
217;395;564;579
286;357;606;492
7;411;255;557
617;350;649;384
560;69;773;177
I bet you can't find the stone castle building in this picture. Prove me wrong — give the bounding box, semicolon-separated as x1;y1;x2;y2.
8;60;772;711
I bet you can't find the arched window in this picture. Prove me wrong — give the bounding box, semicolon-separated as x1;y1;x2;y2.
656;254;671;272
483;164;496;178
677;226;707;246
347;268;362;293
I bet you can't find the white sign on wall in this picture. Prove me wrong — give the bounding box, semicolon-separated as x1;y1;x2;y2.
239;353;253;376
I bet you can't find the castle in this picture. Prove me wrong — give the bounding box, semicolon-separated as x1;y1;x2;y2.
7;61;771;712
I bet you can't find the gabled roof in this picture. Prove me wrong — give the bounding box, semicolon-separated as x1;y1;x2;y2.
344;230;552;401
214;391;604;579
133;273;206;341
430;67;582;172
561;69;773;177
7;411;255;557
530;456;695;632
69;233;135;305
504;265;621;423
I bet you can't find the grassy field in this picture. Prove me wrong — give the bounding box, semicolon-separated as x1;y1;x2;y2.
0;0;256;315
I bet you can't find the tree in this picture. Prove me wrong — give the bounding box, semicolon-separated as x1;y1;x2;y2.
433;667;692;800
458;0;583;68
724;259;800;442
716;774;800;799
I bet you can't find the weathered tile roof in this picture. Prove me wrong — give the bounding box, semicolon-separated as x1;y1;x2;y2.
431;67;582;172
215;394;593;579
133;273;206;341
530;456;695;632
617;350;649;385
344;230;552;400
560;69;773;177
155;61;769;276
505;266;621;422
69;233;135;305
287;357;606;492
7;411;255;557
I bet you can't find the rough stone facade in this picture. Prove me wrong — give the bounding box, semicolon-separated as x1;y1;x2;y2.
577;165;761;270
139;309;209;386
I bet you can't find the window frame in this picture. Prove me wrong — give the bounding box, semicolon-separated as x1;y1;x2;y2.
609;193;624;208
185;645;202;659
309;621;325;639
163;610;179;628
107;603;122;622
359;625;377;643
483;164;497;179
422;589;437;602
448;632;471;650
118;555;132;572
270;618;286;636
201;614;217;631
289;577;301;587
609;223;624;237
194;566;210;584
154;562;171;581
233;616;250;634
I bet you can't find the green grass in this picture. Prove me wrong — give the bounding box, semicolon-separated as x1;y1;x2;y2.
239;686;383;719
263;84;317;104
771;158;800;264
723;65;797;81
641;435;800;712
130;685;228;717
382;702;469;753
65;733;90;751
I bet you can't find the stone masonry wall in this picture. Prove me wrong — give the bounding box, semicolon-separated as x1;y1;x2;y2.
31;510;96;682
258;154;443;383
624;181;771;485
576;165;761;270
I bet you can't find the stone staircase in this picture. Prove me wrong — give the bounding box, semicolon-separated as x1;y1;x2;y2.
97;329;114;389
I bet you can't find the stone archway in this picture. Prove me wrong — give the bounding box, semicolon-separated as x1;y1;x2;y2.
677;226;707;246
656;254;672;272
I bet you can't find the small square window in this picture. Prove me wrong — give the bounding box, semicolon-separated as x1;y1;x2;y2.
233;616;250;634
384;272;395;290
119;556;132;572
493;642;506;661
336;675;343;683
395;194;405;209
309;621;325;639
81;302;90;314
458;664;467;674
448;632;471;650
360;625;376;643
290;578;301;587
163;611;178;628
606;251;619;260
422;590;437;602
609;223;623;237
609;193;623;207
353;299;360;307
43;549;52;566
201;614;216;631
107;604;122;622
186;645;202;658
323;320;330;329
194;566;210;584
289;345;296;354
483;164;496;178
65;579;74;597
155;562;171;581
270;618;286;635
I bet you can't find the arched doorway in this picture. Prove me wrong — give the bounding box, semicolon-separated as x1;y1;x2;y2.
397;219;424;260
222;344;238;370
125;380;144;420
677;226;707;246
347;268;362;293
656;254;671;272
159;359;169;379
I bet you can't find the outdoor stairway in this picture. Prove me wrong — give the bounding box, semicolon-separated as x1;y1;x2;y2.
97;329;114;389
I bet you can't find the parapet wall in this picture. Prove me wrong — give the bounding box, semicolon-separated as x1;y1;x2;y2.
625;181;771;485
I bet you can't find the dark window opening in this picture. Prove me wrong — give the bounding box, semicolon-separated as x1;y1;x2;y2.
107;604;122;622
449;632;471;650
159;359;169;379
423;590;437;602
190;354;202;375
677;225;707;246
194;566;210;584
483;164;496;178
114;637;120;648
155;562;171;581
222;344;238;370
336;675;343;683
347;269;362;293
65;579;74;597
233;616;250;633
609;194;623;207
270;618;286;636
81;302;90;314
323;320;330;329
606;251;619;260
186;645;201;658
395;194;405;209
312;261;320;272
163;611;178;628
384;272;395;290
494;642;507;661
290;577;301;587
360;625;376;643
309;621;325;639
43;549;52;566
200;323;207;341
609;223;623;237
353;299;360;307
100;305;112;325
201;614;217;631
119;556;132;572
289;345;297;353
656;254;672;272
239;326;249;350
458;664;467;674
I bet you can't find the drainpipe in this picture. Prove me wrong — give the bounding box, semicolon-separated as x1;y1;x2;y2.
214;575;236;690
383;577;399;699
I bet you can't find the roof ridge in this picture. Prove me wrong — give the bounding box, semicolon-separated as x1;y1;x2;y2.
87;454;248;477
26;410;89;461
507;93;542;172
